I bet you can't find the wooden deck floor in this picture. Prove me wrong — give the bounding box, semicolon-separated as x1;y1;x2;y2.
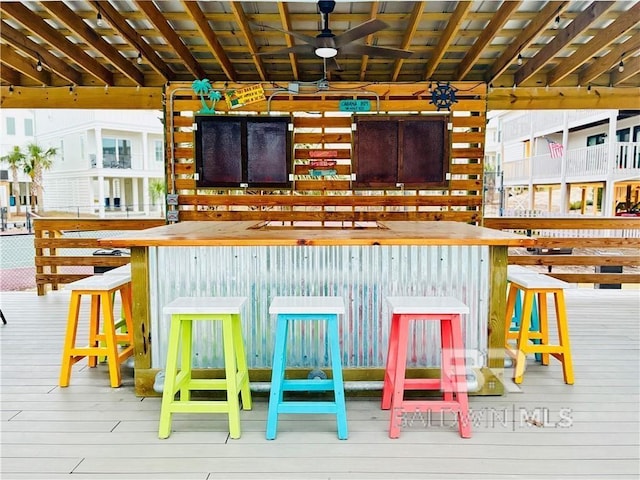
1;289;639;479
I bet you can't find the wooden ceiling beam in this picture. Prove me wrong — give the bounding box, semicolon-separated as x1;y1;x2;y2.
0;64;22;86
41;1;145;86
611;55;640;86
547;3;640;86
276;1;299;81
230;2;268;81
359;1;379;81
183;0;236;82
0;20;83;86
0;1;113;86
514;1;615;86
579;35;640;86
486;1;569;84
455;1;521;80
391;1;424;82
89;0;174;82
424;1;472;81
135;0;205;80
0;44;51;85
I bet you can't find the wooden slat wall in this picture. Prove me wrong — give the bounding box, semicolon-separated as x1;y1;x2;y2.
166;82;486;224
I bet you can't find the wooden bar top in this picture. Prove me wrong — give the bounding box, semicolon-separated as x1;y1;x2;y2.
99;221;535;248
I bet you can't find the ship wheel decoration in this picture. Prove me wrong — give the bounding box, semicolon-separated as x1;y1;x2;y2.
430;82;458;111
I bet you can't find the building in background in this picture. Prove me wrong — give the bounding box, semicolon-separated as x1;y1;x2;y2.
489;110;640;216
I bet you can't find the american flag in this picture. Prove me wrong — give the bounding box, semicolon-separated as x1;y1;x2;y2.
546;138;563;159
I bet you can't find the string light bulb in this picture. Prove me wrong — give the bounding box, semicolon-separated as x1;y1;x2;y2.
545;84;549;92
517;53;523;66
36;58;43;72
9;85;14;94
618;60;624;73
553;16;560;29
587;84;592;94
488;83;494;93
136;52;143;64
97;11;103;27
69;85;75;95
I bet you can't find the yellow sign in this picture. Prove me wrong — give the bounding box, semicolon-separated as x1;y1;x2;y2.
225;84;266;109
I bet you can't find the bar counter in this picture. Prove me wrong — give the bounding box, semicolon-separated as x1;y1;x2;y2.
100;221;534;396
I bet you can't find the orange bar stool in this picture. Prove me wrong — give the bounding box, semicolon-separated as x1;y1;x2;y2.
381;296;471;439
158;297;252;440
505;273;574;385
59;275;134;388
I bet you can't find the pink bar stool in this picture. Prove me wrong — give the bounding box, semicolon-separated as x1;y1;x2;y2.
381;296;471;439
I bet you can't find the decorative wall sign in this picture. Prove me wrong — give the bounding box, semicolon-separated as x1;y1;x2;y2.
191;79;222;114
225;84;266;109
430;82;458;111
339;99;371;112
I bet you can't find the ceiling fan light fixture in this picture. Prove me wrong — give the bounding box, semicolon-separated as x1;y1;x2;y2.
315;46;338;58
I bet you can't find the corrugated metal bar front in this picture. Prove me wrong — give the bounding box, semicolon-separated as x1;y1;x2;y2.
150;245;489;370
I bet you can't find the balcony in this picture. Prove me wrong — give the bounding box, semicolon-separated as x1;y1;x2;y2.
503;141;640;186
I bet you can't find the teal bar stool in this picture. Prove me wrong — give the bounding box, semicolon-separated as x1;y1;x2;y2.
507;266;542;362
266;296;348;440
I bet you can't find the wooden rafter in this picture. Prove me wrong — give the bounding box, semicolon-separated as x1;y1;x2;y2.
135;0;205;80
391;1;424;81
0;44;51;85
424;1;472;81
546;3;640;86
0;63;22;86
0;1;113;86
90;0;174;82
230;2;268;81
0;20;83;86
455;1;521;81
514;1;615;86
579;35;640;86
611;54;640;86
485;1;568;84
42;1;145;86
359;1;379;81
183;0;236;82
276;1;299;81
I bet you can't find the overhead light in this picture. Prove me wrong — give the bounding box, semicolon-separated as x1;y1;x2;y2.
97;11;103;27
618;60;624;73
315;47;337;59
136;52;143;64
9;85;14;94
488;83;494;93
36;58;43;72
69;85;75;95
517;54;523;66
587;84;592;94
553;16;560;29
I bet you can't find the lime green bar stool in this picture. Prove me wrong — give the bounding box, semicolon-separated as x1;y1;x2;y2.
158;297;252;439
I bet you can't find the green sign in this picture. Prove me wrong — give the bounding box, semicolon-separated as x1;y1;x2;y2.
339;99;371;112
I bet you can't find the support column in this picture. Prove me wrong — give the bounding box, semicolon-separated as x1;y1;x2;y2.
528;114;535;211
559;111;569;215
603;111;618;217
132;179;139;212
95;128;105;218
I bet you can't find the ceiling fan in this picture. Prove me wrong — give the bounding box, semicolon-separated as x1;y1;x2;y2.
255;0;413;71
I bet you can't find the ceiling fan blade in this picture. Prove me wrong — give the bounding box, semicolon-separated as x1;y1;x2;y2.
340;43;414;59
333;19;388;47
255;44;315;56
250;22;318;46
328;56;343;72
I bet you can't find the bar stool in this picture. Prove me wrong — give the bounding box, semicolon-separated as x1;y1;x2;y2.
266;296;348;440
381;296;471;439
505;273;574;385
59;274;134;388
158;297;252;440
507;265;542;362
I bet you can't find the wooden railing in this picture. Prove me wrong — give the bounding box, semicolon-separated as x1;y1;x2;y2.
33;218;165;295
483;217;640;285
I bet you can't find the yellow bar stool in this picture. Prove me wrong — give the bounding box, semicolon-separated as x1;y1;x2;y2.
59;274;134;388
158;297;252;439
505;273;574;385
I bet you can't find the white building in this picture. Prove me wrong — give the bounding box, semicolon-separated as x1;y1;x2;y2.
33;109;165;217
490;110;640;216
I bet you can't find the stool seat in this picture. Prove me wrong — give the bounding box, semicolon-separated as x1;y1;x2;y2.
158;296;252;440
266;296;348;440
59;274;134;388
382;296;471;439
505;274;574;385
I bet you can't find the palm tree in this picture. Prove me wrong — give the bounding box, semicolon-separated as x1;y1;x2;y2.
192;79;212;112
0;146;26;216
148;178;166;216
23;143;56;212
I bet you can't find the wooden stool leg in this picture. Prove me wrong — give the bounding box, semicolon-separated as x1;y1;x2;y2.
232;313;252;411
440;318;454;403
328;315;348;440
222;314;242;439
101;291;122;388
381;313;400;410
179;317;192;401
266;315;289;440
158;315;181;439
554;291;574;384
537;292;550;366
88;295;100;368
513;291;535;384
388;315;410;439
449;315;471;438
59;292;82;387
505;284;518;345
